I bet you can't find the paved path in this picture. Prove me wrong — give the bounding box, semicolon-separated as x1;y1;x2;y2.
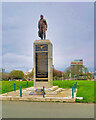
2;101;94;118
0;87;79;102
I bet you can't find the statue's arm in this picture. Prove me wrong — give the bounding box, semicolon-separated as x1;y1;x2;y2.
45;20;48;29
38;21;40;29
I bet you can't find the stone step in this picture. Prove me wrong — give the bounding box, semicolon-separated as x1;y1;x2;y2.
45;88;62;95
45;91;57;95
25;87;35;91
45;86;58;92
51;86;58;90
55;88;62;93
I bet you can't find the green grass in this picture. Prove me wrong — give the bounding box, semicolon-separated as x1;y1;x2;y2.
53;80;77;88
53;80;95;103
76;81;94;103
0;81;33;94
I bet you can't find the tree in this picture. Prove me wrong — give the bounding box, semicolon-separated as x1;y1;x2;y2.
24;68;34;79
9;70;24;79
0;72;10;80
65;67;71;79
53;68;63;80
65;65;92;80
86;72;93;80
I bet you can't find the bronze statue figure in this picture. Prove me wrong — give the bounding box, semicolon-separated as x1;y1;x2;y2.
38;15;48;40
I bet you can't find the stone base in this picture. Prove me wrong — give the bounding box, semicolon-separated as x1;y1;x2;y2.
34;82;52;88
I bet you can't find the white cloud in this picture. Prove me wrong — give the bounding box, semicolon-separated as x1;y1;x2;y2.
2;53;32;72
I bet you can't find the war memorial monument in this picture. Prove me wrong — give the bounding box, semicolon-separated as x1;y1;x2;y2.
33;15;53;88
1;15;78;102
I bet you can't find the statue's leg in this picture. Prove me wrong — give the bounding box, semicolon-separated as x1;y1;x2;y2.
41;28;43;40
44;32;46;40
43;29;46;40
41;34;43;39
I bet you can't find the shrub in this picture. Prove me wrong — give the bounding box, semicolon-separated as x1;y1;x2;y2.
9;70;24;79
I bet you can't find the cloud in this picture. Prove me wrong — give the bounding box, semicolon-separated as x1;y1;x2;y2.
2;53;32;72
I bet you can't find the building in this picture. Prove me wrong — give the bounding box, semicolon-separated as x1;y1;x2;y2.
70;59;83;78
71;59;83;66
0;68;5;73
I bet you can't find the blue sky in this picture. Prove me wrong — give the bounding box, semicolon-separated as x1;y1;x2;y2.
2;2;94;72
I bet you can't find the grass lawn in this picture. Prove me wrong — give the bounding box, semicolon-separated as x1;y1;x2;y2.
0;80;95;103
53;80;95;103
0;81;33;94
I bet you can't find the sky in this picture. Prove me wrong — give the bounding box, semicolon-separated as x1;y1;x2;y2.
2;2;94;72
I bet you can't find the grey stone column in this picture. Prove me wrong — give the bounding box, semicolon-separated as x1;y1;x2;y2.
33;40;53;88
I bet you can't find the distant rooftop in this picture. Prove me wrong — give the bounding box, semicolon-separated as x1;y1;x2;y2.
74;59;83;62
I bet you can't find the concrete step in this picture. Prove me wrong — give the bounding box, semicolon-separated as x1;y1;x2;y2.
25;87;35;91
45;88;62;95
51;86;58;91
55;88;62;93
45;91;57;95
45;86;58;92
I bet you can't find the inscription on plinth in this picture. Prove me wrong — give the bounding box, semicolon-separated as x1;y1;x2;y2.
36;52;48;80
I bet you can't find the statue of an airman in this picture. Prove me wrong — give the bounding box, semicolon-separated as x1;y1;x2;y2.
38;15;48;40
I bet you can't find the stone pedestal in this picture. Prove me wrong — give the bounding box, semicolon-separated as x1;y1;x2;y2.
33;40;53;88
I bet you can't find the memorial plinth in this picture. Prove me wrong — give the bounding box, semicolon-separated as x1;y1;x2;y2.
33;40;53;88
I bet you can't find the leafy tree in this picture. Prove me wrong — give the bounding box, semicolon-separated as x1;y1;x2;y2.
53;68;63;80
65;67;71;79
86;72;93;80
24;69;34;79
65;65;92;80
9;70;24;79
0;72;10;81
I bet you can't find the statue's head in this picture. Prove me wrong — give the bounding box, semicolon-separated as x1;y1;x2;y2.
40;15;43;19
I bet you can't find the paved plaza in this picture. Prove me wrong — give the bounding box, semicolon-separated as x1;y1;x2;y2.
0;86;79;102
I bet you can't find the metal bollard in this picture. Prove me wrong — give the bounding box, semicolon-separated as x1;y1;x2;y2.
76;82;77;88
74;84;76;92
72;86;74;98
26;81;28;88
14;83;16;91
43;86;45;98
20;86;22;97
